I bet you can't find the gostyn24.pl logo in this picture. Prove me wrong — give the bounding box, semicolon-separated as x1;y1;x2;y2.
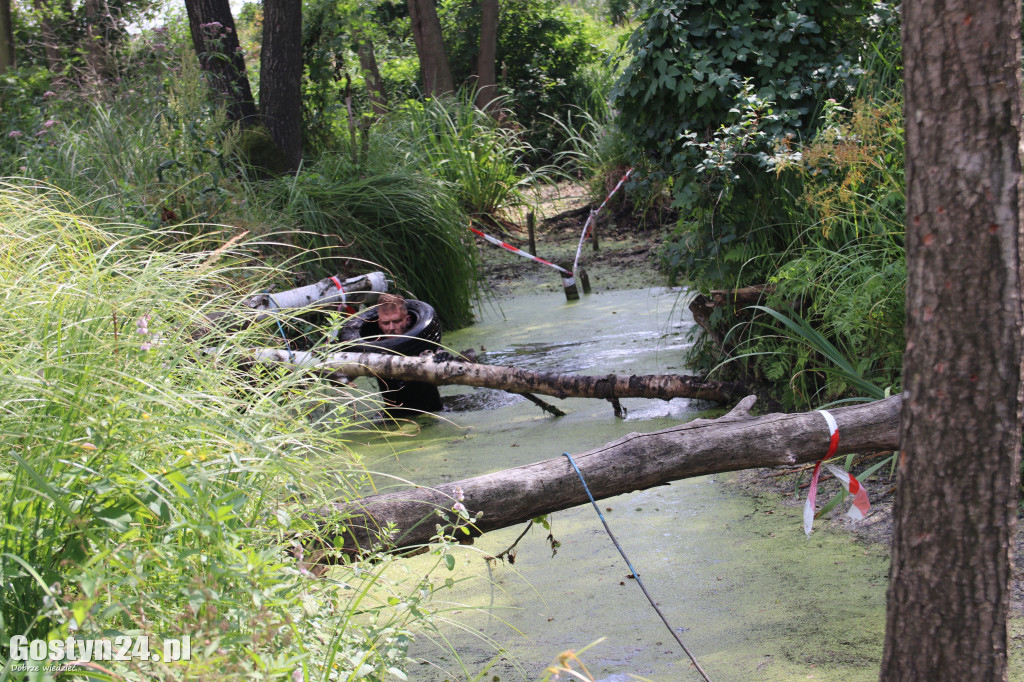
8;635;192;666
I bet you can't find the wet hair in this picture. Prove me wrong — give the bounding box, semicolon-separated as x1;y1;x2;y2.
378;293;408;316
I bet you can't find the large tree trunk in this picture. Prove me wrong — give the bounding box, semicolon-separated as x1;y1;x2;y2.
407;0;453;97
474;0;498;111
0;0;14;73
300;395;900;561
243;348;749;404
184;0;258;124
882;0;1024;679
260;0;303;171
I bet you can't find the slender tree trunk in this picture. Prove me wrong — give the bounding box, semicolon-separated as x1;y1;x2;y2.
474;0;498;111
33;0;68;75
357;36;388;116
184;0;258;124
82;0;113;81
243;348;749;404
0;0;14;73
881;0;1024;679
407;0;453;96
260;0;303;170
299;395;901;561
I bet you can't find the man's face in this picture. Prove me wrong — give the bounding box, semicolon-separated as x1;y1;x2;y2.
378;307;410;334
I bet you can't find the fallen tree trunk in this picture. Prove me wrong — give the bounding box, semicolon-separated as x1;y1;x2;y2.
241;348;748;403
302;395;901;563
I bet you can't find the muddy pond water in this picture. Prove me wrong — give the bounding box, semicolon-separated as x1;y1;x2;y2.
346;287;891;681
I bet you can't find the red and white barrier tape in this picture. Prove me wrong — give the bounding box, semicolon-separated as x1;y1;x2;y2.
803;409;871;535
329;276;357;314
469;226;572;277
572;167;634;274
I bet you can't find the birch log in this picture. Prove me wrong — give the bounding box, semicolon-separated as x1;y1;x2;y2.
241;348;748;403
197;272;389;337
303;395;901;562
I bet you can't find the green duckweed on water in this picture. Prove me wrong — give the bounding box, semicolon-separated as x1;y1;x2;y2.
331;288;898;681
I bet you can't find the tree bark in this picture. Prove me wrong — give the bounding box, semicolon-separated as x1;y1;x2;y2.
0;0;14;73
882;0;1024;679
260;0;303;170
82;0;115;82
300;395;900;560
32;0;68;76
407;0;454;97
357;36;388;116
243;348;749;404
474;0;498;111
184;0;258;124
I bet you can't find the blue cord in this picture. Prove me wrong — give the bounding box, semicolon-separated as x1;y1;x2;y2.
562;452;712;682
265;293;294;362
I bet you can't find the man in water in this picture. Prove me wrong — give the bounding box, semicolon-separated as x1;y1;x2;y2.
373;294;443;416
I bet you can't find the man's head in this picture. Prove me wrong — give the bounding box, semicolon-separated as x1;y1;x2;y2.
377;294;411;335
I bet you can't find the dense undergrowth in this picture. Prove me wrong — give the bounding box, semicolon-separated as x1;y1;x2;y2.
0;185;487;680
612;0;906;410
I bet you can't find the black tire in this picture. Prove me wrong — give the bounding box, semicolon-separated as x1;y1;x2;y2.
337;299;442;356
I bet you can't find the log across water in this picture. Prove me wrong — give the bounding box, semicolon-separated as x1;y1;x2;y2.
241;348;748;404
302;395;901;564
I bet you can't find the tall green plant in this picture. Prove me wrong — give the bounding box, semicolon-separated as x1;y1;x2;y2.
697;93;906;409
391;94;534;219
259;155;480;329
0;184;453;679
614;0;879;288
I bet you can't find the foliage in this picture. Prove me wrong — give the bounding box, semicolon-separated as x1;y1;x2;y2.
390;93;536;219
438;0;611;156
0;185;467;680
0;24;243;228
256;154;480;330
695;93;906;410
548;106;669;220
614;0;882;288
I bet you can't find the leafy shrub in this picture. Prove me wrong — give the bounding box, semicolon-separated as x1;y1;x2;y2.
614;0;881;288
390;93;535;218
694;94;906;409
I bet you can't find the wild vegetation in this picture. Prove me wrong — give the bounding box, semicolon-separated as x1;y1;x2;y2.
613;0;905;409
0;0;940;677
0;1;629;679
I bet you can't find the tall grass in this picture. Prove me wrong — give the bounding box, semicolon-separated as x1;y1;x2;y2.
390;93;538;220
0;184;450;680
257;156;480;330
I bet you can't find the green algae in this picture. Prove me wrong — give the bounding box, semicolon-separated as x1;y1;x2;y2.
345;288;893;681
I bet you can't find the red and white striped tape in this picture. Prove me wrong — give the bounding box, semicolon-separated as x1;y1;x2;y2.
329;276;357;314
803;409;870;534
572;167;634;273
798;405;872;532
469;226;572;276
824;464;871;520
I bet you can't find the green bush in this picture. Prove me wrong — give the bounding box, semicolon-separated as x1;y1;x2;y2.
439;0;609;156
390;93;535;218
614;0;881;288
692;94;906;409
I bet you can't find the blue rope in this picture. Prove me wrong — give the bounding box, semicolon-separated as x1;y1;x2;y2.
265;293;294;362
562;452;712;682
